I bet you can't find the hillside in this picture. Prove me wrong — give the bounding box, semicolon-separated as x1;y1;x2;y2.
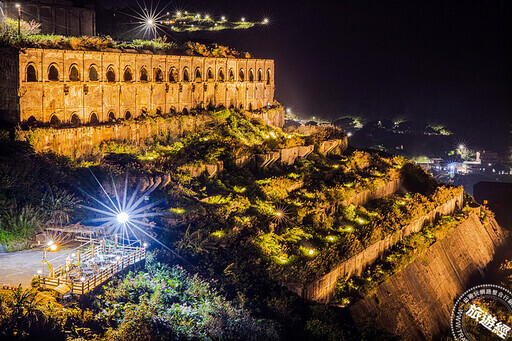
0;107;505;340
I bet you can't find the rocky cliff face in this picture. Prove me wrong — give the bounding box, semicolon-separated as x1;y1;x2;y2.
349;212;508;340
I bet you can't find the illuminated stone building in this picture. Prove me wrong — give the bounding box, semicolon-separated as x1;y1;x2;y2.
0;47;275;125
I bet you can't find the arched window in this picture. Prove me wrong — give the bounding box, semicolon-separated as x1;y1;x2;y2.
170;106;176;114
218;69;225;82
266;69;271;85
69;65;80;81
155;68;163;82
239;69;245;82
125;111;132;120
124;67;133;82
182;68;189;82
26;64;37;82
90;112;99;124
48;64;59;81
140;67;148;82
27;116;37;125
106;67;116;82
207;68;214;81
257;69;263;82
108;111;116;122
169;67;178;82
89;65;99;81
248;68;254;82
195;68;202;82
70;113;80;125
50;114;60;125
228;68;234;82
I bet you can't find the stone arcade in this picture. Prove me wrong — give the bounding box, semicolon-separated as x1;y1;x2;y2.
0;47;275;126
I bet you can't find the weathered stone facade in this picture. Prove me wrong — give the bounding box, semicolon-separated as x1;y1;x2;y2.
0;47;275;125
350;211;507;340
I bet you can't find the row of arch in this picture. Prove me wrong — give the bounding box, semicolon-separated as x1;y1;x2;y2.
29;111;129;126
26;100;266;126
26;63;272;85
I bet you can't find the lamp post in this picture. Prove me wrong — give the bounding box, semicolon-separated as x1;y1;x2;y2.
147;19;155;40
42;240;58;276
15;3;20;36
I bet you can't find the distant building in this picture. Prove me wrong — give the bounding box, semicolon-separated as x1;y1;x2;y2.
2;0;96;36
480;150;499;166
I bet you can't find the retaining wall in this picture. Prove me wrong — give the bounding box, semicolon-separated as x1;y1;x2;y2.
290;191;464;302
349;212;508;340
340;177;403;207
235;138;348;170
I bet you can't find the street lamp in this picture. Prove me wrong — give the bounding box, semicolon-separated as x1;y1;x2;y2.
15;3;21;36
147;19;155;39
42;240;58;276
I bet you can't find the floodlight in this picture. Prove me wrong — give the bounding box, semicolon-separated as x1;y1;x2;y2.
117;212;129;224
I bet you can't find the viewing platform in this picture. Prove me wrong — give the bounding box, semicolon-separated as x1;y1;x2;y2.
38;237;145;295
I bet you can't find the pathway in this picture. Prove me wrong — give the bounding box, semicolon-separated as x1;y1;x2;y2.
0;249;69;288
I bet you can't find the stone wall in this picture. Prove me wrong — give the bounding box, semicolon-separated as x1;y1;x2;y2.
350;212;508;340
15;115;211;158
2;0;96;36
15;107;285;159
0;48;20;124
291;191;464;303
235;138;348;170
340;177;403;207
0;47;275;125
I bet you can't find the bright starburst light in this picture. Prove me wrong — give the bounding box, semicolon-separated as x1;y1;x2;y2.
120;0;168;39
80;171;169;250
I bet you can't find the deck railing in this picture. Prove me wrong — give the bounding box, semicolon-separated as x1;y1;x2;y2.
40;245;145;295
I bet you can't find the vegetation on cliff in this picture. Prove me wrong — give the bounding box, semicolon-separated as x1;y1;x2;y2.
333;208;471;305
0;18;251;57
0;255;279;340
1;106;461;340
0;139;81;250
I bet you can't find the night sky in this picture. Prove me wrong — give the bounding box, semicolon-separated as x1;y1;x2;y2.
100;0;512;149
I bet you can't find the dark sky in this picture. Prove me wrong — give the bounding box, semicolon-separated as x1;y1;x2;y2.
101;0;512;148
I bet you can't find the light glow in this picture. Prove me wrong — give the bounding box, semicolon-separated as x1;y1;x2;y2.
117;212;130;224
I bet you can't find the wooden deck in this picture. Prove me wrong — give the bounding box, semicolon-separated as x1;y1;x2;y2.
39;240;145;295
